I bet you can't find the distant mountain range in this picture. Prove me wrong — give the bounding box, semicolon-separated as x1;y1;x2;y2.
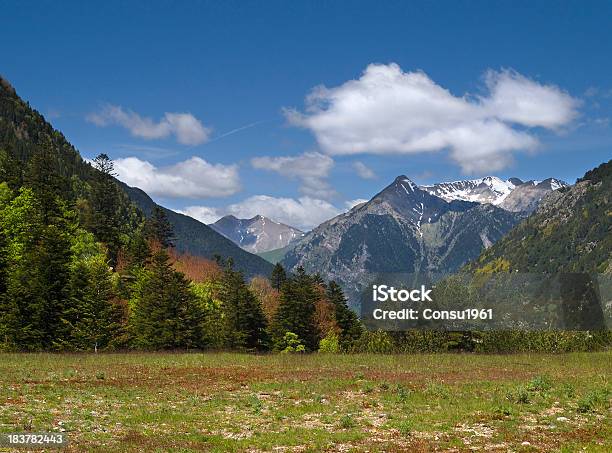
422;176;567;212
210;215;303;253
281;174;567;306
211;177;568;261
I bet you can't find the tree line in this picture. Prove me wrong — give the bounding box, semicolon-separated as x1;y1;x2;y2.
0;150;362;352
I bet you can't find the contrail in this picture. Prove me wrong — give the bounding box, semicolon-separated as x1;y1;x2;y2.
207;121;264;143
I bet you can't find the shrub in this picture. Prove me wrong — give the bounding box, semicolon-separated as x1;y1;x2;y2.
318;332;340;353
507;386;530;404
351;330;395;353
278;332;306;354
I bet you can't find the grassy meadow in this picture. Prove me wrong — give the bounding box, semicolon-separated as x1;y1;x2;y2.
0;352;610;452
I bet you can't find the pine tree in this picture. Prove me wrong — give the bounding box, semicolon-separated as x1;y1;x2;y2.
218;264;269;351
270;263;287;290
0;186;9;346
90;153;122;266
24;144;69;223
145;206;175;248
0;187;73;350
326;281;363;350
0;148;21;189
130;248;204;349
58;231;125;351
271;267;319;351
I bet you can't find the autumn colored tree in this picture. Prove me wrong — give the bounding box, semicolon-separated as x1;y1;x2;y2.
249;276;281;323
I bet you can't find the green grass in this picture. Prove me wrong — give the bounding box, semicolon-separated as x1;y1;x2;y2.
0;352;610;452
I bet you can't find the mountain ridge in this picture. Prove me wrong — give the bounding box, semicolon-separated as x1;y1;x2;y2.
469;160;611;274
210;214;303;253
421;175;567;212
282;175;524;306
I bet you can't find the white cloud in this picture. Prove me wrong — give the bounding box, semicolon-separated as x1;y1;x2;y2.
345;198;369;210
114;156;240;198
352;161;376;179
181;195;342;230
178;206;223;224
87;105;211;145
251;151;336;199
285;64;580;173
482;70;579;129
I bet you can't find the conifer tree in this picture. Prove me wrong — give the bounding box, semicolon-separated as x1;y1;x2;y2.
270;263;287;290
0;149;21;189
24;144;69;222
271;266;319;351
0;186;72;350
0;187;8;345
145;206;175;248
130;248;204;349
90;153;122;266
59;231;125;351
218;263;269;351
326;281;363;350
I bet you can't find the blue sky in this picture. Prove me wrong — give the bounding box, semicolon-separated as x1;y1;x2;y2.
2;0;611;229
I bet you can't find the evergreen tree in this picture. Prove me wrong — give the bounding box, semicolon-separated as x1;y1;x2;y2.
270;263;287;290
0;185;9;345
145;206;175;248
58;231;125;351
24;144;69;223
0;148;21;189
218;263;269;351
271;267;319;351
90;153;122;266
130;248;204;349
0;187;73;350
326;281;363;350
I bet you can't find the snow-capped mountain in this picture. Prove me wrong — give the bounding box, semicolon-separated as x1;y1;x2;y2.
498;178;568;212
210;215;303;254
421;176;568;212
282;175;522;307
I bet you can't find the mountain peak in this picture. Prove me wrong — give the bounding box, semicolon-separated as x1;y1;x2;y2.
210;214;303;253
392;175;417;191
394;174;414;183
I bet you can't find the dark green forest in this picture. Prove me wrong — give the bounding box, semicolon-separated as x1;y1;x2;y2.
0;77;360;352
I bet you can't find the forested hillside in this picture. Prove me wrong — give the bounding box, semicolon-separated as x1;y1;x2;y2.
120;183;272;278
470;160;611;274
0;76;271;278
0;76;361;352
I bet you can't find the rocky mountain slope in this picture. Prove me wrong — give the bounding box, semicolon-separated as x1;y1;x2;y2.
282;176;522;305
469;160;611;274
210;215;303;253
422;176;567;212
498;178;567;212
